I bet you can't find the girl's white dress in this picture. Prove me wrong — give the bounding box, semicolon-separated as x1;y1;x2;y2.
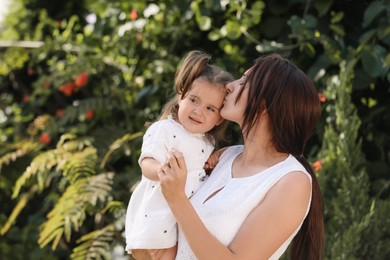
176;145;312;259
125;117;215;252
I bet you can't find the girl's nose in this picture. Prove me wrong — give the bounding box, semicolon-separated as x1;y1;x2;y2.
193;107;201;114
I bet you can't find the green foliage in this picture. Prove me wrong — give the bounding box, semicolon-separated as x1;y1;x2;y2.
71;214;124;260
0;0;389;258
0;47;30;75
317;60;374;259
38;172;114;249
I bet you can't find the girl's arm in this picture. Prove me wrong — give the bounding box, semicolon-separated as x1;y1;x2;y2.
204;146;229;170
158;150;311;260
140;157;162;181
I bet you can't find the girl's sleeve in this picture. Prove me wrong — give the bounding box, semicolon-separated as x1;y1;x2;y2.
138;122;169;166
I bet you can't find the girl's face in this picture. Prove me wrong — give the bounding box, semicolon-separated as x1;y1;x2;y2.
178;78;226;134
221;72;249;125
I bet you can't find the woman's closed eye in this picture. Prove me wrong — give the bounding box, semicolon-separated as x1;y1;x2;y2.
239;78;246;86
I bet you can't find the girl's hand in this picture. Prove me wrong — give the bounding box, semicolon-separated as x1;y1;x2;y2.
204;147;227;173
204;150;220;170
157;150;188;203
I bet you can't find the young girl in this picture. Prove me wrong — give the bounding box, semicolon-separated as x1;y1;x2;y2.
125;50;233;259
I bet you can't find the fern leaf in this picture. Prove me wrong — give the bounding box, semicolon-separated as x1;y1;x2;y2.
12;149;69;198
0;185;38;235
101;201;124;215
39;227;64;250
100;132;143;168
12;135;96;197
57;134;92;151
71;224;115;260
58;97;111;126
38;172;114;250
0;140;40;168
59;146;98;183
27;114;57;136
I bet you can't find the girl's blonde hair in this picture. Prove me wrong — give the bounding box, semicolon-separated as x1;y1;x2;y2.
160;50;233;145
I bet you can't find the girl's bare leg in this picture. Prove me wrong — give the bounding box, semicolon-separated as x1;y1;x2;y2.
159;245;177;260
130;245;177;260
131;249;153;260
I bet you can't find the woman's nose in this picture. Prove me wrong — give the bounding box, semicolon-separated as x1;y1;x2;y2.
226;82;233;94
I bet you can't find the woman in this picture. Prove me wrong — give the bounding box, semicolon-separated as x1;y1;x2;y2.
156;53;324;259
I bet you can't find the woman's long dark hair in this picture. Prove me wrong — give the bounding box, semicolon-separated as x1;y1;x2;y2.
238;54;324;259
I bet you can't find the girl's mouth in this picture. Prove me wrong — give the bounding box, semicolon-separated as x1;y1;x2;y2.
189;116;201;124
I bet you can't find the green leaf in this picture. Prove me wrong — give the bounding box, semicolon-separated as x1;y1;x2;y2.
314;0;334;17
363;1;385;28
331;11;344;24
304;42;316;56
361;45;388;77
197;16;212;31
358;30;376;47
0;47;30;76
330;24;345;37
208;29;222;41
242;1;265;26
222;20;242;40
255;40;284;53
385;53;390;66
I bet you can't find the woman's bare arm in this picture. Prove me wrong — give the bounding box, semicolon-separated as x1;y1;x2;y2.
159;151;311;260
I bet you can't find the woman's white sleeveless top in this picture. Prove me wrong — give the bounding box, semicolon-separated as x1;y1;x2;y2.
176;145;312;260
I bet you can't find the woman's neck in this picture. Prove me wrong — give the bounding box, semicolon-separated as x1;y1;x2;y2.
239;126;288;168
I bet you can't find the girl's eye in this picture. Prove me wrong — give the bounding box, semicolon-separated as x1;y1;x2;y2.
190;98;197;103
207;107;216;112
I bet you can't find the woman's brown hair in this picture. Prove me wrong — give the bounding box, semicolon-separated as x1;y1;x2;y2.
237;53;324;259
160;50;233;145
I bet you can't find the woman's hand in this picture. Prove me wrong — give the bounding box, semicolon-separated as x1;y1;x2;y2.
157;149;188;203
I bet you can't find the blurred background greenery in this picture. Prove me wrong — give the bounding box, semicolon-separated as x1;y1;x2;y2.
0;0;389;259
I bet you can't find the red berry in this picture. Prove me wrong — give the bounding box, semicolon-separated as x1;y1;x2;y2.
85;110;94;119
318;92;327;103
313;160;323;172
130;9;138;20
43;80;52;88
56;109;64;117
74;71;88;87
39;132;51;145
22;95;30;103
27;67;34;76
58;82;75;96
